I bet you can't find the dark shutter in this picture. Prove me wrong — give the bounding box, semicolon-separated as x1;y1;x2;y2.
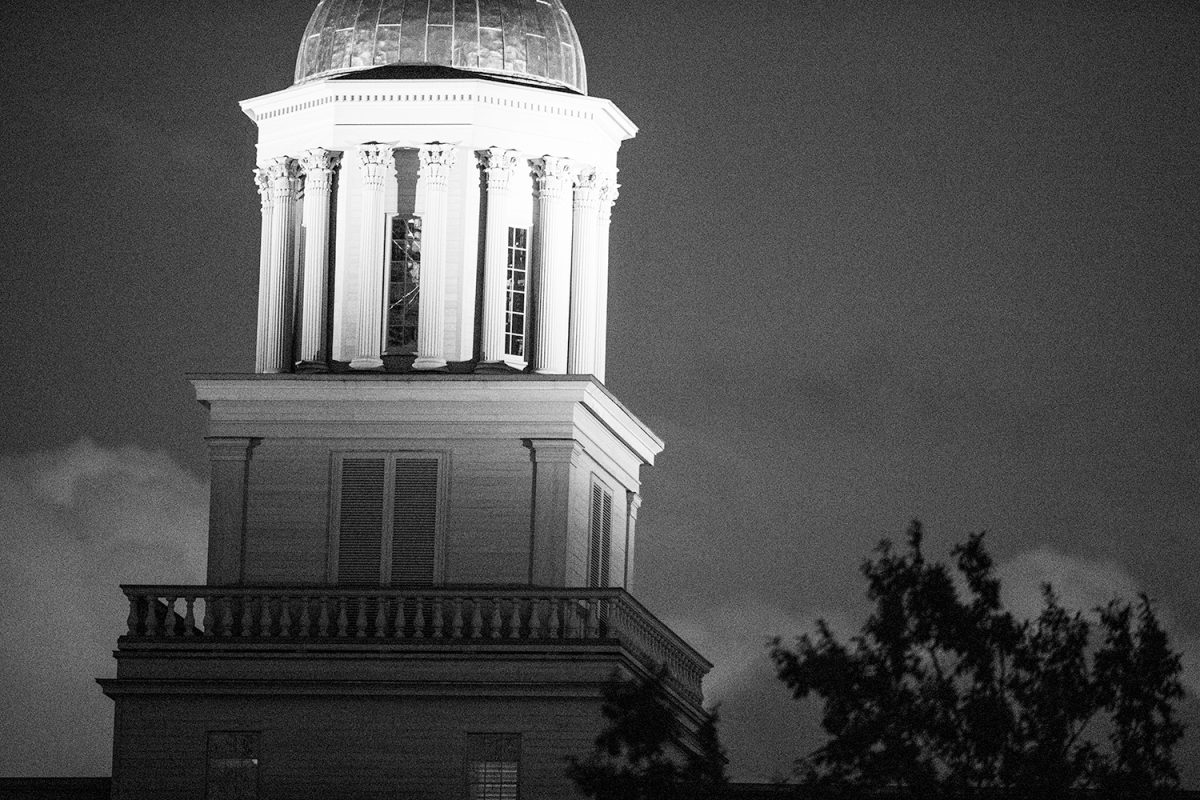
392;458;438;586
588;484;603;587
337;457;385;586
600;490;613;587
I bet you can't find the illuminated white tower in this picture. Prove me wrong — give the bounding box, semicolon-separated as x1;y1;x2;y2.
102;3;709;798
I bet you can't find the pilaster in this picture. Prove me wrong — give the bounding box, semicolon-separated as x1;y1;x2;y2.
257;157;298;373
527;438;584;586
350;144;394;370
624;491;641;592
205;437;258;586
413;143;457;371
296;149;341;366
568;169;603;375
479;148;523;370
531;157;576;374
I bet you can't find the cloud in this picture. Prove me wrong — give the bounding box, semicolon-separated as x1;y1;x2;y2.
0;439;207;777
998;547;1200;696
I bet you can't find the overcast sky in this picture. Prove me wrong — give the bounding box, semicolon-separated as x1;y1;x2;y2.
2;0;1198;785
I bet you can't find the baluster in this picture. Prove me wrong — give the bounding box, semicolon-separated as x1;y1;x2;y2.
393;598;406;639
565;601;580;638
470;599;484;639
432;598;444;638
508;598;522;639
336;597;349;637
240;595;254;637
375;596;388;637
318;596;330;637
413;599;426;638
548;599;560;640
297;597;311;637
144;596;160;637
452;598;464;638
279;597;292;637
260;595;273;637
490;597;503;639
162;596;176;637
355;595;368;638
126;594;140;636
202;596;214;636
585;600;599;639
220;596;234;636
529;598;543;638
183;596;197;636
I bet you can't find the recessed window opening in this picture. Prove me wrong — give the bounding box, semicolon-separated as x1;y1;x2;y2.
466;733;520;800
505;227;528;359
386;216;421;355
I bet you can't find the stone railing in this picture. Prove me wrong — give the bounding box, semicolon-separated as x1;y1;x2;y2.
120;585;708;704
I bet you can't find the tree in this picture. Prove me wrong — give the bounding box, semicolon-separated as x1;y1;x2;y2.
566;665;728;799
770;522;1185;796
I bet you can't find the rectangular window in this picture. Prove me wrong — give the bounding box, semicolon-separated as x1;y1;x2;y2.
588;482;613;588
206;731;259;800
504;227;528;359
386;216;421;354
335;454;440;586
466;733;520;800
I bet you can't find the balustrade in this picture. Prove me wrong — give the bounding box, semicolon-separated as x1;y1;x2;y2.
119;586;706;703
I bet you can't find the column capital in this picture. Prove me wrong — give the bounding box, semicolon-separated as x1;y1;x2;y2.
419;143;458;186
262;156;298;191
478;147;521;191
357;143;395;188
598;169;620;212
532;156;575;200
252;168;272;210
525;438;584;466
299;148;342;185
573;167;605;208
205;436;259;462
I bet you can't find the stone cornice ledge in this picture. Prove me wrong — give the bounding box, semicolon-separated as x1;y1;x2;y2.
190;374;664;466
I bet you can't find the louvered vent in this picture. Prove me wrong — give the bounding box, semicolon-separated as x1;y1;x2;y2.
588;483;613;588
338;458;385;586
601;490;613;587
392;459;438;586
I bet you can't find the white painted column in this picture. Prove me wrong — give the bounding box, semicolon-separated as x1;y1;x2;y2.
350;143;394;370
479;148;522;369
531;157;576;374
257;157;298;374
413;143;456;371
252;169;274;373
568;169;603;375
593;172;619;383
296;148;340;366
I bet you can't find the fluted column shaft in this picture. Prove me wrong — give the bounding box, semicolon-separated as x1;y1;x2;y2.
414;144;456;371
568;169;603;375
531;157;576;374
479;149;521;368
257;157;298;373
297;149;341;365
594;173;619;383
350;144;394;370
253;169;274;373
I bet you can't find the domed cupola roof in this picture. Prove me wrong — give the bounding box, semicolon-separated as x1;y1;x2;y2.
295;0;587;94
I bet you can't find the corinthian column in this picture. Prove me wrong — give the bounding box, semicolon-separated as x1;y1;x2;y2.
350;143;394;370
478;148;522;369
593;171;619;383
297;148;341;366
531;156;576;374
413;143;456;371
257;157;298;373
568;169;603;375
253;168;274;373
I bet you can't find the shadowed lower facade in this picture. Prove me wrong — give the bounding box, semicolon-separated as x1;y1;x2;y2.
98;2;710;797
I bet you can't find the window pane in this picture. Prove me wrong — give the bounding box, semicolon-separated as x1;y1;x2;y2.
467;733;520;800
206;731;259;800
386;216;421;354
504;227;528;358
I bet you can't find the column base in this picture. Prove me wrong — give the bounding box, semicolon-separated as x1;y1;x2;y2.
349;357;384;370
412;357;449;371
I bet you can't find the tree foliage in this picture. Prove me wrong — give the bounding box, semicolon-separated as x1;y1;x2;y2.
566;665;728;799
770;522;1185;796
